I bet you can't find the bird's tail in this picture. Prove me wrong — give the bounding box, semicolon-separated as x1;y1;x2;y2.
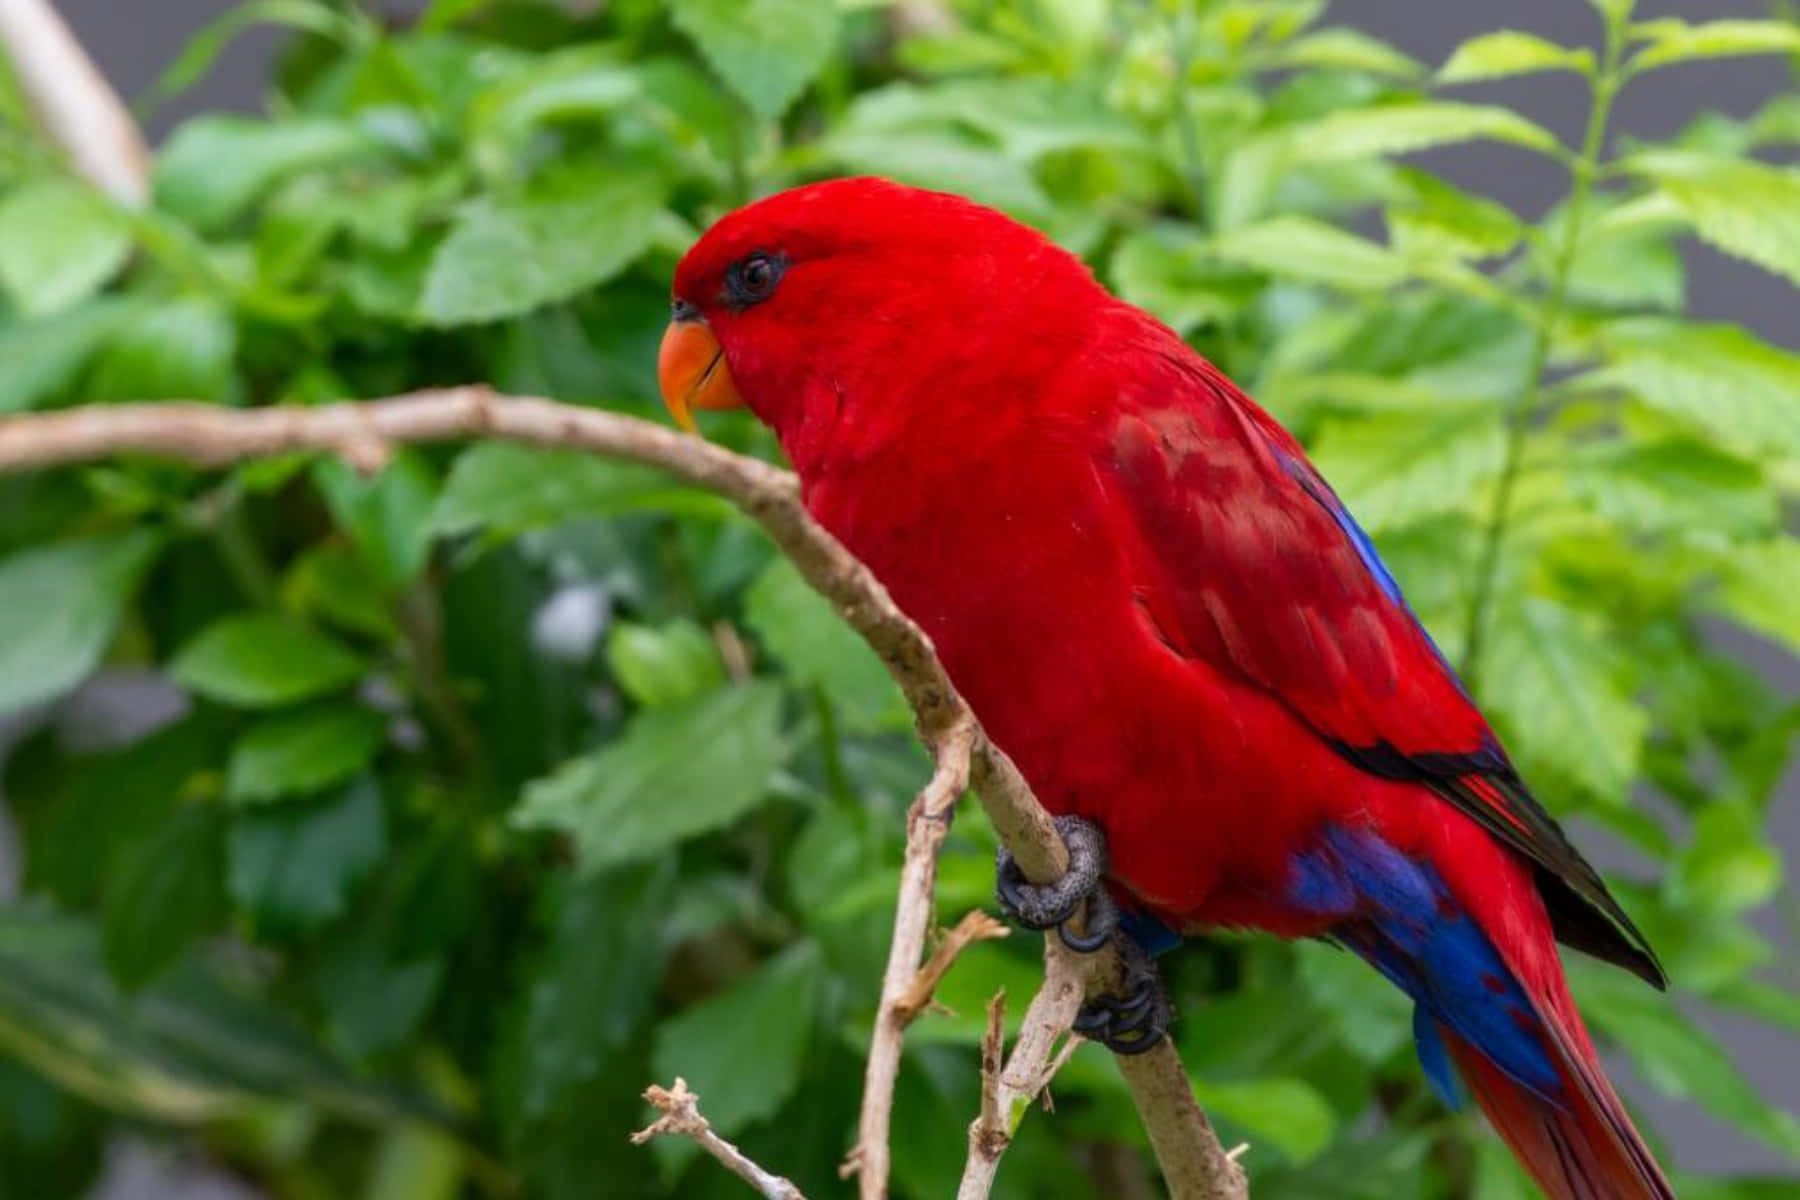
1436;974;1674;1200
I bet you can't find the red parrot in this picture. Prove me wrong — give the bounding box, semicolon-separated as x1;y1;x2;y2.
659;177;1673;1199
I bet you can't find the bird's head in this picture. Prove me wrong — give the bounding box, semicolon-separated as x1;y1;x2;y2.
659;177;1105;448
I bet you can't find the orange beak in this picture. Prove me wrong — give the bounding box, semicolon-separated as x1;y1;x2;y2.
657;313;743;432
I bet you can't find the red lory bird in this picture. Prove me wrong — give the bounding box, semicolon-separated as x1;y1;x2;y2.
659;177;1673;1199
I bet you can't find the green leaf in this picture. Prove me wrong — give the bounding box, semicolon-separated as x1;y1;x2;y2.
1633;154;1800;290
0;530;162;714
502;862;677;1123
432;444;722;539
1629;18;1800;72
650;940;821;1138
0;907;421;1124
1268;101;1559;163
1572;439;1775;539
151;0;353;106
1387;171;1523;263
668;0;840;120
1587;321;1800;463
1309;406;1505;533
85;297;237;404
605;620;725;708
0;180;132;316
513;682;787;872
281;543;400;639
1577;965;1800;1157
100;806;227;990
169;615;366;709
154;116;378;232
1482;597;1648;803
1207;216;1408;291
419;168;661;326
1669;802;1782;914
1438;31;1594;83
0;299;138;413
1270;29;1423;78
1110;225;1256;336
743;558;906;733
226;703;388;805
1711;538;1800;656
311;452;437;590
227;776;387;937
1193;1076;1337;1165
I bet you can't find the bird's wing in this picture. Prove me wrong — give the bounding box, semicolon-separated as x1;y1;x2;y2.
1096;353;1663;987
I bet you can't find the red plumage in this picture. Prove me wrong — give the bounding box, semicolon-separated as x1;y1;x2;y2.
669;178;1673;1199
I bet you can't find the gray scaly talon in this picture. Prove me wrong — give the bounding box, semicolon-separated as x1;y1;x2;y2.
995;814;1107;936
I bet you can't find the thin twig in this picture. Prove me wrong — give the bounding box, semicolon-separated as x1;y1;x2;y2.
0;389;1245;1200
0;0;150;205
631;1079;805;1200
892;910;1009;1025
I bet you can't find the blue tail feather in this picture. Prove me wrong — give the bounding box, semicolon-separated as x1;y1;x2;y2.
1289;826;1563;1105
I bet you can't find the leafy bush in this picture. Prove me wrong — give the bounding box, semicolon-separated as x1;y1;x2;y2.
1;1;1797;1196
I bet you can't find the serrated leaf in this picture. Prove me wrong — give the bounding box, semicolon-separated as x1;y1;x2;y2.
0;530;162;715
154;116;378;232
1388;172;1523;263
1270;101;1560;163
1710;538;1800;656
227;776;387;937
312;452;437;590
605;620;725;709
743;558;906;733
1634;154;1800;290
1482;598;1648;803
1587;321;1800;463
1577;965;1800;1157
0;299;138;413
226;703;388;805
513;682;787;871
0;179;132;316
1271;28;1422;77
420;169;661;326
1630;18;1800;72
169;615;366;709
1193;1076;1337;1164
1573;439;1774;538
100;806;227;990
432;443;723;540
1309;406;1504;533
668;0;839;120
503;862;677;1123
0;907;422;1124
650;940;821;1138
1438;31;1593;83
1110;226;1255;335
85;297;237;405
1670;802;1782;913
1208;215;1407;290
420;169;661;325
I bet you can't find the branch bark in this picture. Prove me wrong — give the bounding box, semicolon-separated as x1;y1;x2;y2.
0;388;1247;1200
632;1079;806;1200
0;0;150;205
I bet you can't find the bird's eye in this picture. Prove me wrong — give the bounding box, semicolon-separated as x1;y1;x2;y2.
725;251;785;307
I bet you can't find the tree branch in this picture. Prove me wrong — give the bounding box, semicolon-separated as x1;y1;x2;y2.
631;1079;805;1200
0;0;150;205
0;388;1247;1200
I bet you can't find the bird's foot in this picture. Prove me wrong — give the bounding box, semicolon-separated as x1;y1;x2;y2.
1071;933;1172;1055
995;815;1114;951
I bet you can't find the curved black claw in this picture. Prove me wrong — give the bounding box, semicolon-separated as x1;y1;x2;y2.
995;815;1110;950
1071;934;1172;1055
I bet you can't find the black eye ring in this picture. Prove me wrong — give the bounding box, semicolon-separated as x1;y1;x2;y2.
725;251;786;308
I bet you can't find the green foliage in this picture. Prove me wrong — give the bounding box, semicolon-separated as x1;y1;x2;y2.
0;0;1795;1196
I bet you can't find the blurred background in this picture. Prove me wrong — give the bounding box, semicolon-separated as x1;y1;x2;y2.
0;1;1796;1197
